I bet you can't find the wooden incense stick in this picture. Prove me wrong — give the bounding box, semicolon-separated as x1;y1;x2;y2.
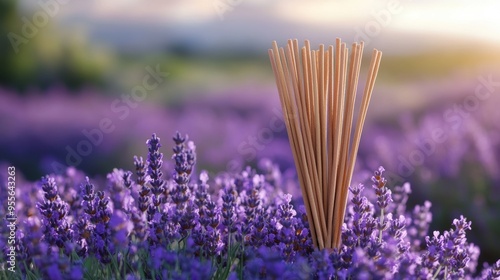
269;39;382;249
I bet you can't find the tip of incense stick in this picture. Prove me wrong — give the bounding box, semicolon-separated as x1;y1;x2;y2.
268;38;382;250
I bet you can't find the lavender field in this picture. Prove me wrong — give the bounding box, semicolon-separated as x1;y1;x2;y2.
2;0;500;279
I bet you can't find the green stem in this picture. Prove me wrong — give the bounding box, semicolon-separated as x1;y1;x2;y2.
238;238;245;280
378;208;385;243
226;232;232;277
432;265;442;280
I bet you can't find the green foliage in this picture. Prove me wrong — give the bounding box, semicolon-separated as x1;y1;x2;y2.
0;0;108;93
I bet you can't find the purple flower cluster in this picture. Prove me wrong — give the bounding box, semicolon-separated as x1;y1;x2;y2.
37;177;73;250
80;178;114;263
2;86;499;264
326;167;488;279
359;98;500;263
1;132;499;279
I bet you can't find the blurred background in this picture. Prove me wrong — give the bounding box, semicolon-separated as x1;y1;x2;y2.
1;0;499;265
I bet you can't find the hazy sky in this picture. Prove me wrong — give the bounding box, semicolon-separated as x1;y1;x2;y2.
20;0;500;53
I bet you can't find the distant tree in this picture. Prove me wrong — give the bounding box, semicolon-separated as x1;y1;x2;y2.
0;0;106;93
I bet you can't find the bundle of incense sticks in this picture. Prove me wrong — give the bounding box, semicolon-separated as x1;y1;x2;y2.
268;38;382;249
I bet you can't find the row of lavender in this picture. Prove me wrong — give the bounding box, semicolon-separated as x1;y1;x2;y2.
2;85;499;264
1;132;499;279
358;95;500;263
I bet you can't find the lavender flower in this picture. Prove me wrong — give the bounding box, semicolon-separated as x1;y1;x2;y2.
134;156;150;213
79;177;113;263
348;183;373;247
146;133;165;208
440;216;473;278
221;187;237;234
294;206;314;256
276;194;297;261
36;177;73;250
408;200;433;249
171;132;196;207
389;182;411;217
248;208;269;248
372;166;392;242
107;168;134;211
4;132;500;279
240;175;264;240
485;260;500;280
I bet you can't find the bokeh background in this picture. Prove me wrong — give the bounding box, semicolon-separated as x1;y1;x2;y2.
1;0;499;265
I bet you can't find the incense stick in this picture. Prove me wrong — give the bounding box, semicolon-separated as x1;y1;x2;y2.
269;39;382;249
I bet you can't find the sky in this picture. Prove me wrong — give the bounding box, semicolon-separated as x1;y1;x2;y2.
19;0;500;54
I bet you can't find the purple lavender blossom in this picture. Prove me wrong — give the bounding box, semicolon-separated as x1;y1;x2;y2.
146;133;165;208
79;177;114;263
485;260;500;280
134;156;150;213
276;194;297;261
221;187;238;234
171;132;196;207
3;132;500;279
408;200;433;249
372;166;392;241
36;177;73;250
